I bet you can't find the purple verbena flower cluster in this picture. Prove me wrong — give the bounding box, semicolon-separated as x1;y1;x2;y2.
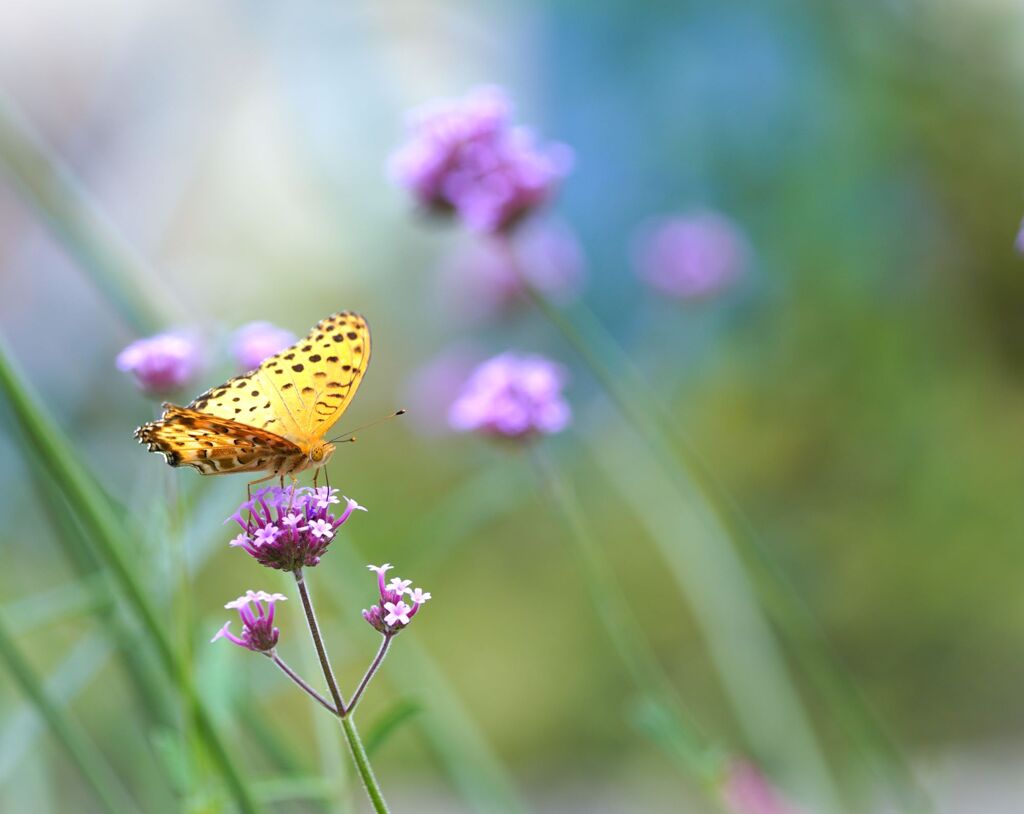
211;590;286;654
449;352;571;439
231;321;297;370
116;332;202;395
632;211;749;301
389;85;572;233
362;563;431;635
227;486;365;571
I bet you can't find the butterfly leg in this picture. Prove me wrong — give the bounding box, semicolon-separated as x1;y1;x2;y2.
247;472;276;502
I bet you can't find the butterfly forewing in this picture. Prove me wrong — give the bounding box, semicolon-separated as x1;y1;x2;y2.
184;312;370;443
135;311;371;476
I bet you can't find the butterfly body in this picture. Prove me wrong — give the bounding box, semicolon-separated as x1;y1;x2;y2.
135;312;368;479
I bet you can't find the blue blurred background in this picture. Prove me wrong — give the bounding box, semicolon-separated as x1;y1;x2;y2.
1;1;1023;811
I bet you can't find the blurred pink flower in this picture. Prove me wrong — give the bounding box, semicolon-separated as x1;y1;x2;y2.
1015;215;1024;255
443;221;586;319
232;321;296;370
632;211;750;300
403;346;480;436
720;760;804;814
449;352;570;440
116;331;202;395
389;86;572;233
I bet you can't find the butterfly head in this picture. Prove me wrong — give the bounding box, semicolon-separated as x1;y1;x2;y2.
307;441;336;467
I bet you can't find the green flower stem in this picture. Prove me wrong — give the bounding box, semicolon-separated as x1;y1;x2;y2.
530;448;725;787
0;87;179;334
271;654;338;715
347;635;392;713
293;570;348;715
0;611;140;814
292;570;391;814
0;338;262;814
339;715;390;814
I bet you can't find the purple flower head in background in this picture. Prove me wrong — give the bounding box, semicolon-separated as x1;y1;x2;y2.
227;486;365;571
211;590;287;654
116;331;202;395
389;86;572;233
232;321;297;371
449;352;571;440
362;563;431;635
632;211;750;301
443;221;586;319
1015;214;1024;255
720;760;804;814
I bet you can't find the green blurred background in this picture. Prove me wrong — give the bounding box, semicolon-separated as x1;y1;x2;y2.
1;0;1023;811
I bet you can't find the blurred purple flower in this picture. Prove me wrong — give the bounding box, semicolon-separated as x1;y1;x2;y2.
403;346;480;437
720;761;804;814
116;332;202;395
443;221;586;319
449;352;571;440
227;486;365;571
1015;215;1024;255
632;211;750;300
211;590;286;654
389;86;572;233
363;563;430;635
232;321;296;371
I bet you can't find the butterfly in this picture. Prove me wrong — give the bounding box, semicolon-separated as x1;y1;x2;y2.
135;312;370;487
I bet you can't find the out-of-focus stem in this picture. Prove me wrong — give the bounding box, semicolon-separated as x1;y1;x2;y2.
530;448;725;787
271;654;338;715
0;340;263;814
0;612;141;814
0;88;180;334
347;635;392;713
496;235;844;812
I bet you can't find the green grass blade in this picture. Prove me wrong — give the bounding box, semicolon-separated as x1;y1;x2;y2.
0;611;140;813
0;87;179;334
0;336;263;814
364;698;422;757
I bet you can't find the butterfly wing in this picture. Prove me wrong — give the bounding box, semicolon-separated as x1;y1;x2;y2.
136;406;303;475
185;312;371;443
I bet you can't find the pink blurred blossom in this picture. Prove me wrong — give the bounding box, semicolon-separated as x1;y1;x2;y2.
116;331;202;395
632;210;750;300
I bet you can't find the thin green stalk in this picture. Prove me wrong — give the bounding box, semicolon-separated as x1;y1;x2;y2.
340;715;391;814
0;88;179;334
293;570;391;813
0;338;262;814
0;611;140;813
530;447;724;787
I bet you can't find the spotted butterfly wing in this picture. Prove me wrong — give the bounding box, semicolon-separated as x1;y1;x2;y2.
135;312;371;477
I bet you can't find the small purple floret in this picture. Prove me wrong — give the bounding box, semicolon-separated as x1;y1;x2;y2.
211;590;287;654
232;321;297;370
116;332;202;395
363;563;430;635
449;352;571;440
227;486;365;571
389;86;572;233
632;211;749;301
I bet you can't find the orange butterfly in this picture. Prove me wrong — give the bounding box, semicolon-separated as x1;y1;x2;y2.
136;312;370;487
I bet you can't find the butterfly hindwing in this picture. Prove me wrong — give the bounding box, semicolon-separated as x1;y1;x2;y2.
136;406;303;475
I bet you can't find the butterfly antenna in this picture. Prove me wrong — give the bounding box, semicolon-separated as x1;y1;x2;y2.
329;409;406;444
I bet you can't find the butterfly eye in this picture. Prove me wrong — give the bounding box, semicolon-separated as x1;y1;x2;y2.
309;446;324;463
